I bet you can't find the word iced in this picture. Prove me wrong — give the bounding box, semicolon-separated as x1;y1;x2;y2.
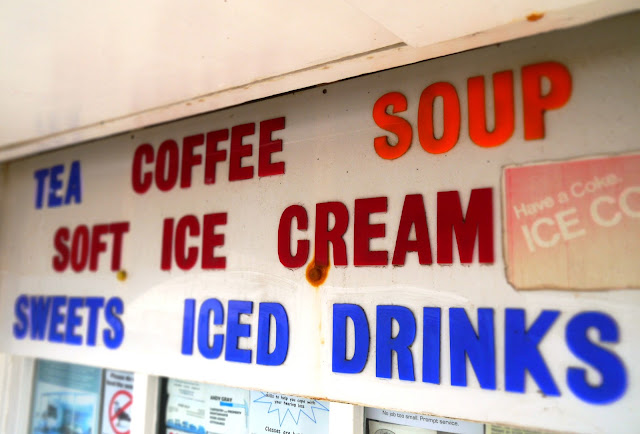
332;304;626;405
181;298;289;366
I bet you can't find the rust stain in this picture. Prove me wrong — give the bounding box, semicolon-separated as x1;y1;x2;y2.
116;270;127;282
526;12;544;22
306;256;330;287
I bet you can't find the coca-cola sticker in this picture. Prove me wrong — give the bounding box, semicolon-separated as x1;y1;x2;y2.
503;153;640;290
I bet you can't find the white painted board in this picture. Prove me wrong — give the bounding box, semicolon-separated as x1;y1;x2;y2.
1;13;639;434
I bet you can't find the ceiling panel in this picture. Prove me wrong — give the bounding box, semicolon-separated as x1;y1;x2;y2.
0;0;636;160
0;0;400;147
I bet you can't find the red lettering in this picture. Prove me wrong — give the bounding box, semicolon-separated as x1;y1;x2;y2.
371;61;572;159
161;218;174;271
278;205;310;268
354;197;387;266
131;144;154;193
52;227;70;271
392;194;432;265
418;82;460;154
133;118;285;192
89;224;109;271
468;71;515;147
258;117;286;177
175;215;200;270
279;190;494;270
160;213;228;270
437;188;494;264
522;61;572;140
71;225;90;272
315;202;349;266
202;213;227;269
109;222;130;271
204;129;229;184
229;123;255;181
181;134;204;188
156;140;180;191
372;92;413;160
53;222;131;272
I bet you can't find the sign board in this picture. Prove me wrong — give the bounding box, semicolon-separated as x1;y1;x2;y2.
1;13;639;434
101;369;134;434
165;379;249;434
365;407;483;434
250;392;329;434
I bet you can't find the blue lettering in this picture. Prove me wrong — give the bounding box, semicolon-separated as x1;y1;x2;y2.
13;295;29;339
225;300;253;363
505;309;560;395
103;297;124;349
85;297;105;346
181;298;196;355
30;296;52;340
33;162;83;209
198;298;225;359
64;161;82;205
422;307;441;384
566;311;626;404
33;168;49;209
376;305;416;381
450;308;496;389
13;295;124;349
48;164;65;207
332;304;369;374
256;302;289;366
65;297;84;345
47;296;67;343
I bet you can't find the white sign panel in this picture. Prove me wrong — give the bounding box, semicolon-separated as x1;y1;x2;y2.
1;13;639;434
101;369;134;434
250;392;329;434
165;380;249;434
365;407;483;434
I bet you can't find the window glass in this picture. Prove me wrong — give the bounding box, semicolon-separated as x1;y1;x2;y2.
30;359;103;434
29;359;135;434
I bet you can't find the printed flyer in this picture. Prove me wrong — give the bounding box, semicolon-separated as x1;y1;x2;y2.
166;379;249;434
29;360;102;434
249;391;329;434
364;408;483;434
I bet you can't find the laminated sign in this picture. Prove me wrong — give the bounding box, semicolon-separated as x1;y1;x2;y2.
101;370;134;434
